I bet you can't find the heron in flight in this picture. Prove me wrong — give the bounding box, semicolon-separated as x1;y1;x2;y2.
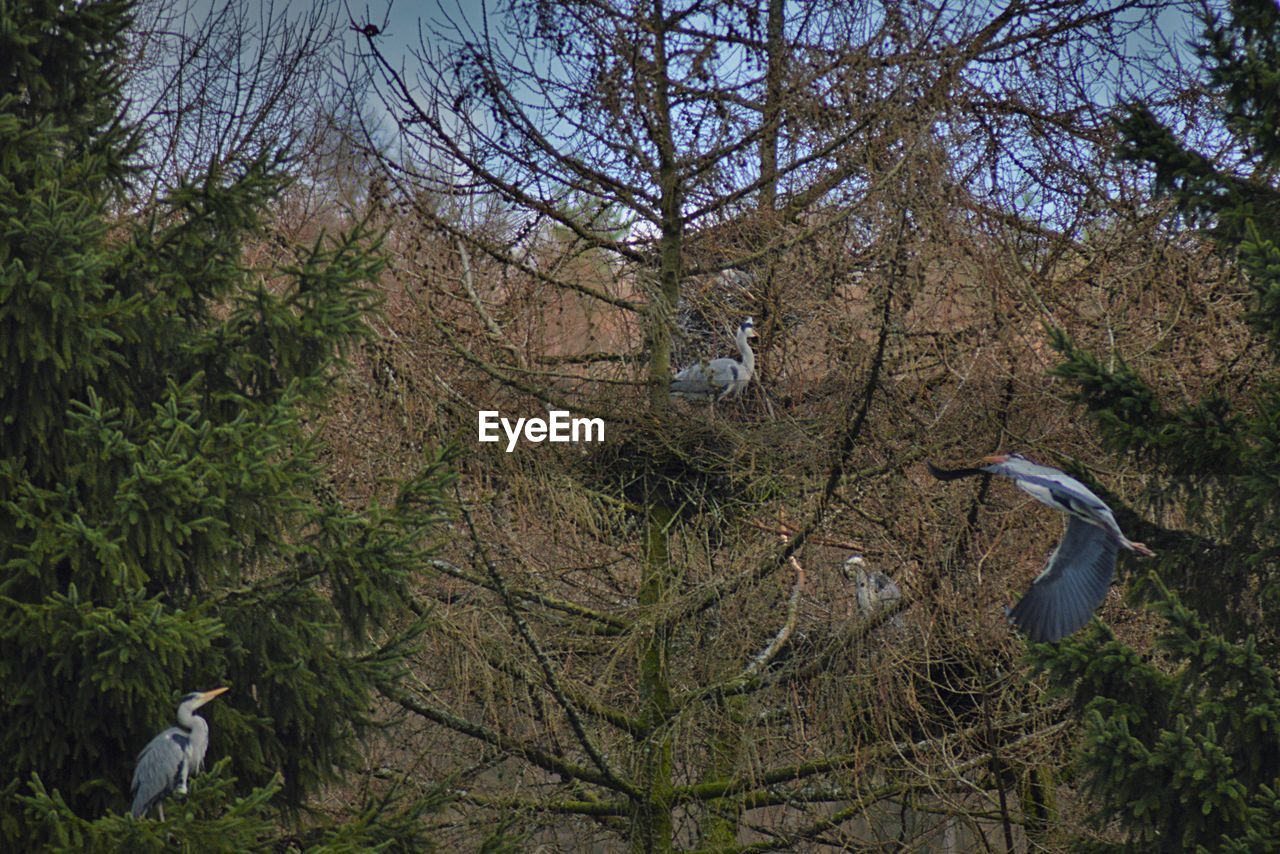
670;317;756;402
130;687;228;819
929;453;1154;643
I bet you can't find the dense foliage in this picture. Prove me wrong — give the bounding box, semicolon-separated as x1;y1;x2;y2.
1043;0;1280;847
6;0;1279;848
0;0;449;847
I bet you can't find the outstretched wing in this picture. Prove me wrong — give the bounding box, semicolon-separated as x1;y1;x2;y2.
1007;516;1118;643
130;728;188;817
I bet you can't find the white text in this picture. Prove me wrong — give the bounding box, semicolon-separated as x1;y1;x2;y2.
478;410;605;452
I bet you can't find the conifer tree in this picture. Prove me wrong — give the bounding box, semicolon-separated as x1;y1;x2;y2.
1041;0;1280;847
0;0;449;847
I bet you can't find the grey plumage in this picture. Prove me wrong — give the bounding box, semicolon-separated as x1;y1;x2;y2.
131;687;227;819
928;452;1154;643
670;317;756;401
845;556;902;615
1006;516;1117;643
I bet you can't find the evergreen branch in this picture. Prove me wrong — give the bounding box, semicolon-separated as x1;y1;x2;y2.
1049;326;1245;482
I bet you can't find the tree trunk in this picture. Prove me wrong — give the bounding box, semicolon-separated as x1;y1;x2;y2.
635;7;680;847
634;500;675;853
758;0;785;213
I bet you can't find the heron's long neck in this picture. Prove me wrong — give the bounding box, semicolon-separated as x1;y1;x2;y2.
854;568;870;613
737;329;755;375
176;704;201;731
182;714;211;772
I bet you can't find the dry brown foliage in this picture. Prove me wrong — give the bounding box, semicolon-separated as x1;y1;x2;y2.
307;192;1246;850
296;1;1244;850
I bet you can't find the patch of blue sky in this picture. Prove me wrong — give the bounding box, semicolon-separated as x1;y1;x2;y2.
364;1;1219;238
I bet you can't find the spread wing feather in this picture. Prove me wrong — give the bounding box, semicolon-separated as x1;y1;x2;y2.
1007;516;1118;643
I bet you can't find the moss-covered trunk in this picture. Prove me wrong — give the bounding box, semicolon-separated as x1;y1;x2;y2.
632;4;682;850
633;499;675;853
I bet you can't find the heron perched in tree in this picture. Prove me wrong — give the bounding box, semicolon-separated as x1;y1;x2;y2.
928;453;1155;643
670;317;756;401
843;555;902;615
130;687;228;819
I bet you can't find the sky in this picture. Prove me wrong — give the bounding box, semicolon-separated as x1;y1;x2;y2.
364;0;1204;84
353;1;1210;217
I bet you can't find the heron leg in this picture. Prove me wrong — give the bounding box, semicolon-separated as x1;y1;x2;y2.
157;803;165;822
1126;539;1156;557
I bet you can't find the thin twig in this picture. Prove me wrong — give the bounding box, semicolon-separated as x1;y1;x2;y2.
455;488;637;797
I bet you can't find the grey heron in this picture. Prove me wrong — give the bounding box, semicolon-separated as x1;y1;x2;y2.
670;317;756;401
843;555;902;615
130;687;228;819
928;453;1154;643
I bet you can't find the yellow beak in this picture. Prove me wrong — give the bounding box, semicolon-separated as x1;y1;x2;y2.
197;686;229;705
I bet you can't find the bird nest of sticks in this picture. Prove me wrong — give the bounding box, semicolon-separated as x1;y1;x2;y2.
576;406;792;524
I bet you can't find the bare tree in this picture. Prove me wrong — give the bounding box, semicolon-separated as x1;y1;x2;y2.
122;0;364;210
339;1;1204;849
